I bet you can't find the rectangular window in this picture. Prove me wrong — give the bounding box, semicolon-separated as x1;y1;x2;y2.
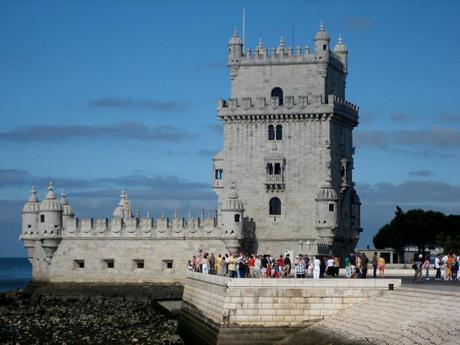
162;260;174;270
134;259;144;269
234;214;240;222
73;259;85;269
329;203;335;212
103;259;114;269
215;169;223;180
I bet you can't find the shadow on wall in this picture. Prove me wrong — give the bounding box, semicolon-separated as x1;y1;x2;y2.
242;217;257;254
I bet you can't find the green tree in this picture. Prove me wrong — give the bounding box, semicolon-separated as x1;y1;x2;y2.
373;207;456;255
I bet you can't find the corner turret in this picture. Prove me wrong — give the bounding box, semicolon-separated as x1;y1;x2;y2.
315;178;338;250
38;182;62;261
314;21;330;61
228;30;243;79
334;34;348;73
221;182;244;254
21;186;40;262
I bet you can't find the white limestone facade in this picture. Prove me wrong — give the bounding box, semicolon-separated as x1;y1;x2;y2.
213;23;361;258
20;23;361;283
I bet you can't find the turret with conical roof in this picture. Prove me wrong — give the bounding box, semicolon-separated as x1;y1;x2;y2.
314;21;330;61
21;186;40;261
334;34;348;73
38;182;63;261
221;182;244;254
228;29;243;79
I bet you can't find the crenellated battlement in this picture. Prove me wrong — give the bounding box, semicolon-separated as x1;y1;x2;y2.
62;214;221;238
217;94;358;119
234;48;345;69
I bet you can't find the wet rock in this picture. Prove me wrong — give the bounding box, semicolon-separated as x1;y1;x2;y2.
0;293;184;345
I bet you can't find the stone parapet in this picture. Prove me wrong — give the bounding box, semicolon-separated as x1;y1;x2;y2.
179;272;401;344
217;95;358;120
62;216;221;238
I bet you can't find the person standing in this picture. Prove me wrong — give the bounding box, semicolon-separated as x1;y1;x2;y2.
361;253;369;279
422;256;430;280
201;253;209;275
326;256;335;276
345;255;351;278
254;255;261;278
248;255;255;278
227;254;237;278
378;255;385;278
296;255;306;278
372;252;378;278
209;253;216;275
333;256;340;277
435;254;442;280
313;256;321;280
442;253;448;280
283;254;292;278
412;254;423;283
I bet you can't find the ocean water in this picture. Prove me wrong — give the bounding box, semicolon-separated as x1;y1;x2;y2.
0;257;31;292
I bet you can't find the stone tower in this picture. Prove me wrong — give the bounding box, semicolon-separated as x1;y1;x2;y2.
213;23;361;257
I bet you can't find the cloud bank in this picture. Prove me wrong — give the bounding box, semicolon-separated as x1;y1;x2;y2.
0;122;193;142
355;127;460;149
88;97;191;112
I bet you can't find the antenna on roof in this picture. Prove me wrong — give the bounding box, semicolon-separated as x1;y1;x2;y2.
242;8;246;49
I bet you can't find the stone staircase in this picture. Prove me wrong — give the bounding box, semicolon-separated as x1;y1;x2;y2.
276;288;460;345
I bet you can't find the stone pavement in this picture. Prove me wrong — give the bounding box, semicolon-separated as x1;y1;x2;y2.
276;286;460;345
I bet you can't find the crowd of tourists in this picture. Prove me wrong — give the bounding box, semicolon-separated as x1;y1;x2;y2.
188;250;460;282
187;250;390;279
411;252;459;283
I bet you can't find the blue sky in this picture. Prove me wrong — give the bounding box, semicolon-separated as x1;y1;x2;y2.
1;0;459;256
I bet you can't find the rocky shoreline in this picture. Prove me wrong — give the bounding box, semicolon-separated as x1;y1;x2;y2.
0;292;184;345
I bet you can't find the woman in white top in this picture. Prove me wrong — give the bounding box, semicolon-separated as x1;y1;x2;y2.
313;256;321;280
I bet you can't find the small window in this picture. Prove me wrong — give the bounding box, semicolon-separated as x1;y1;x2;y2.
234;214;240;222
73;259;85;269
103;259;114;269
134;259;144;269
329;203;335;212
323;44;327;51
276;125;282;140
271;87;283;105
274;163;281;175
215;169;223;180
267;163;273;175
269;197;281;215
268;125;275;141
40;215;45;223
162;260;174;270
28;225;31;228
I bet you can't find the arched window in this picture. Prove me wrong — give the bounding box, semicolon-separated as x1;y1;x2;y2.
274;163;281;175
267;163;273;175
276;125;282;140
271;87;283;105
269;197;281;215
268;125;275;141
40;215;45;223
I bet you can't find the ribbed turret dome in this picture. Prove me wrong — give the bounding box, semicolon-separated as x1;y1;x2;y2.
334;35;348;53
314;21;330;41
39;182;62;212
22;186;40;213
225;184;244;211
60;190;74;216
113;191;131;218
228;30;242;45
316;180;338;201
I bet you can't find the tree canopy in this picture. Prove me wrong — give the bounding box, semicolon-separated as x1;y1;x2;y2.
373;207;460;254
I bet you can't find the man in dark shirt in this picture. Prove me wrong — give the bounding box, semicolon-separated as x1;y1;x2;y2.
283;254;291;277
